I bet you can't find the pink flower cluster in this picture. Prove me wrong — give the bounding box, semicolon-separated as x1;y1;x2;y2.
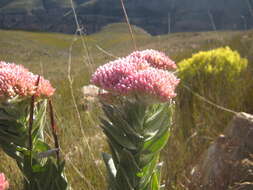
91;56;149;89
128;49;177;70
0;173;9;190
91;50;179;102
0;61;55;100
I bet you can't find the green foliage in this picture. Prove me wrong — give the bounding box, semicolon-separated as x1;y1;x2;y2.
22;151;68;190
0;100;46;160
101;99;173;190
0;99;69;190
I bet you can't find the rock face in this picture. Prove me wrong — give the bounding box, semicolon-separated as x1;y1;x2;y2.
189;112;253;190
0;0;253;35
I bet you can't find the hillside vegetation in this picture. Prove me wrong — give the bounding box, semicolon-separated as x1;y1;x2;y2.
0;24;253;189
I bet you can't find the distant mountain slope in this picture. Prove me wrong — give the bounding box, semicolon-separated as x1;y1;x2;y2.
0;0;252;35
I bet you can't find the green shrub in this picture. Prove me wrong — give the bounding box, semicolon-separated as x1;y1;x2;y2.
177;47;248;136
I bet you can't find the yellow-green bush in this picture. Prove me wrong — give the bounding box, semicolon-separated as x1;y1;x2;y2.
177;47;248;137
179;46;247;85
178;47;248;82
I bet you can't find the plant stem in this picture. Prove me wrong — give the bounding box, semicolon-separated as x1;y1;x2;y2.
28;75;40;167
48;99;60;163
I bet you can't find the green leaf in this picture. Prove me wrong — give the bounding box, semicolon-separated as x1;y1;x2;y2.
124;101;147;132
33;140;50;153
150;173;159;190
101;118;137;150
102;152;117;178
139;152;156;167
107;137;121;165
144;104;172;138
116;167;135;190
32;163;46;173
118;149;141;187
139;154;159;189
102;152;118;189
103;103;143;141
142;130;170;155
23;159;68;190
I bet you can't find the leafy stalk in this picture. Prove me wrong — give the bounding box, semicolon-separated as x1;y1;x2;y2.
0;98;69;190
101;99;173;190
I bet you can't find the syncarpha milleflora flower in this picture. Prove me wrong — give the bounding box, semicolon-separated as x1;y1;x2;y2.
0;61;55;101
128;49;177;70
91;50;179;190
115;67;179;102
91;56;149;89
0;173;9;190
91;51;179;102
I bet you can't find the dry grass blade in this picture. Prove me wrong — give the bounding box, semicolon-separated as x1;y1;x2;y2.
70;0;94;73
120;0;137;50
67;33;106;182
182;84;237;115
95;45;119;58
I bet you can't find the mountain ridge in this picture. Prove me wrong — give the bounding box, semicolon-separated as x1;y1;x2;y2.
0;0;253;35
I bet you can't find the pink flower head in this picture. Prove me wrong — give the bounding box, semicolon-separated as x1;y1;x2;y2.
91;51;179;102
128;49;177;70
0;61;55;101
91;56;149;91
0;173;9;190
114;68;179;102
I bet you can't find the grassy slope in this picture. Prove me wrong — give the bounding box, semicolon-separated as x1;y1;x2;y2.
0;24;253;190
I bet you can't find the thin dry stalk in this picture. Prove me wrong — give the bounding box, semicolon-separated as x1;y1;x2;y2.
95;45;118;58
183;84;237;115
67;34;106;182
120;0;137;50
70;0;94;73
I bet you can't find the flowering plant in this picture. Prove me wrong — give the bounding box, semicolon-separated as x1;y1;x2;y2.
91;50;179;190
0;61;68;190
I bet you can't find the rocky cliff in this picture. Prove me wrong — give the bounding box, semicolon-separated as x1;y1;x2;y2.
0;0;253;35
